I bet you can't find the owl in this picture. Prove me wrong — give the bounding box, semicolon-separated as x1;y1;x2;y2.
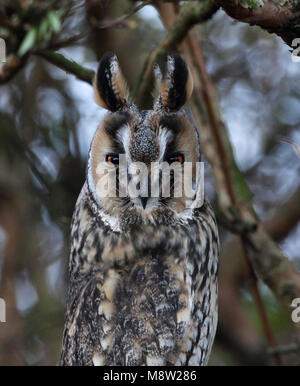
60;52;219;366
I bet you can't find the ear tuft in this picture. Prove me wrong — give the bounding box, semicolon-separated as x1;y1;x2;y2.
155;53;193;111
93;52;128;111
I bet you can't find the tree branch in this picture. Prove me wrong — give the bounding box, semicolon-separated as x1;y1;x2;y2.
92;0;152;29
267;342;300;355
215;0;300;47
264;186;300;241
221;184;300;272
34;49;94;84
219;183;300;362
193;46;300;333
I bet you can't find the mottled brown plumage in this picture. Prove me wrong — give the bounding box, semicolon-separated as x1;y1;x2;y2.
60;53;219;366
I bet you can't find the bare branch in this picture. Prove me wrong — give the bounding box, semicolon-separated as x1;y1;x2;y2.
34;49;94;84
264;186;300;241
267;342;300;355
93;0;152;29
215;0;300;47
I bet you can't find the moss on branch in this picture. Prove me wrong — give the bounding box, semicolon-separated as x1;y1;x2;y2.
35;49;95;84
215;0;300;46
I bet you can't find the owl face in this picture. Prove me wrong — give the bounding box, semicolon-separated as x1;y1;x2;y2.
87;53;202;223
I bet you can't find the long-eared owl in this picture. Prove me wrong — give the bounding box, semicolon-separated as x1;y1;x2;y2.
60;52;219;366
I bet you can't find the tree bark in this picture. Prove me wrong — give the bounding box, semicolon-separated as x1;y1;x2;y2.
215;0;300;47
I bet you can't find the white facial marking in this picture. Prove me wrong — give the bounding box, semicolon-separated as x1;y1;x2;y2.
109;54;120;77
117;124;130;159
158;127;173;162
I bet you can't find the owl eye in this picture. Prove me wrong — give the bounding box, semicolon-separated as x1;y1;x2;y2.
166;153;185;164
106;154;119;165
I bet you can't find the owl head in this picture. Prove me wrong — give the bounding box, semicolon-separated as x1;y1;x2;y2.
87;52;203;225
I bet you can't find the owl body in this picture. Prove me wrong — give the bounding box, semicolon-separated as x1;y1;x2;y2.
60;53;219;366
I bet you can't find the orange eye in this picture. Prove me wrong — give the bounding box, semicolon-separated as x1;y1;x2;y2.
178;154;184;164
105;154;119;165
167;153;185;164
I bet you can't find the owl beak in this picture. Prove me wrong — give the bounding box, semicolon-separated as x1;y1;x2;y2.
140;197;148;210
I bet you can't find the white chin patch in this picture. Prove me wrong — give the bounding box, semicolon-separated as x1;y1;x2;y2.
132;197;159;213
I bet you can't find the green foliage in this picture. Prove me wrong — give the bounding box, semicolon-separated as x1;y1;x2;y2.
18;10;62;57
243;0;261;10
18;27;37;56
47;10;61;34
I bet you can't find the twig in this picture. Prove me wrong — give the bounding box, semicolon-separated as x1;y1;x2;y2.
34;49;94;84
263;185;300;241
0;48;93;86
186;33;236;206
267;343;300;356
240;237;282;365
279;136;300;161
92;0;152;29
47;32;86;51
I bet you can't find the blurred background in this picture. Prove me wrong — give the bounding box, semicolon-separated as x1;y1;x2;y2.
0;0;300;365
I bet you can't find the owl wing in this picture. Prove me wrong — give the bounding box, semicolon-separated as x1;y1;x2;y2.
60;256;196;366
